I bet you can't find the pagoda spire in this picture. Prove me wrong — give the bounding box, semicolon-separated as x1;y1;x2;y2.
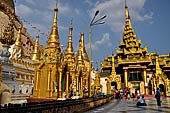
124;0;132;29
65;22;74;62
125;0;128;18
47;3;61;53
76;39;83;64
80;32;88;61
15;25;22;49
31;33;40;61
115;0;147;57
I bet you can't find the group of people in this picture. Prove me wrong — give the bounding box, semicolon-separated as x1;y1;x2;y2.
114;88;162;107
115;88;131;99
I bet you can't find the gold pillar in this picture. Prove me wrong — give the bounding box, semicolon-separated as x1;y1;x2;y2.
107;79;111;95
85;78;88;89
76;76;79;96
80;77;83;97
66;72;69;98
35;70;40;91
151;80;153;94
124;68;128;88
49;69;53;97
153;77;156;93
47;69;51;91
143;68;148;95
58;71;62;98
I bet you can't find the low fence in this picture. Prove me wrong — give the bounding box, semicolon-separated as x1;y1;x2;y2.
0;95;114;113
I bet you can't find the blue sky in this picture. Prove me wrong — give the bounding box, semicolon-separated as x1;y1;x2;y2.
15;0;170;68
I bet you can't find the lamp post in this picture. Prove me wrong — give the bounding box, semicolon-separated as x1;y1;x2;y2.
88;10;106;97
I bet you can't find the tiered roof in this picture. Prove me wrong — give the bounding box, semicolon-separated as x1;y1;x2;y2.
116;0;147;58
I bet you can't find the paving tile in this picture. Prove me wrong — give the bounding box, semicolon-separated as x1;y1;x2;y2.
85;97;170;113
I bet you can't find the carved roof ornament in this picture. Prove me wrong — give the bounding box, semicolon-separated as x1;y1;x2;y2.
0;11;15;45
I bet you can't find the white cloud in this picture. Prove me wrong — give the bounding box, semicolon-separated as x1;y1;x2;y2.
16;4;33;16
59;3;70;13
46;0;70;14
89;0;153;32
59;25;68;31
84;0;93;6
86;33;112;51
25;0;35;5
75;9;80;15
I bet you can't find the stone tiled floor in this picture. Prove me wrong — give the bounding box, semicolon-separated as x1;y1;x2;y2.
85;97;170;113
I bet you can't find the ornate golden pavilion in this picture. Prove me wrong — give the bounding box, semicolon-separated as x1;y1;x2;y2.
100;1;170;96
32;4;92;99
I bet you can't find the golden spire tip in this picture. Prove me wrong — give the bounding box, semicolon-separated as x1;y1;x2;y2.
36;33;39;38
125;0;128;9
55;3;58;11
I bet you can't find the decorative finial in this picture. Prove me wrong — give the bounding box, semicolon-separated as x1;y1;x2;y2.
54;3;58;11
36;32;39;38
125;0;128;9
69;19;73;35
71;18;73;25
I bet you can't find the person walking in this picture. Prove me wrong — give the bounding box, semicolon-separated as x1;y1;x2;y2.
120;88;123;99
155;88;161;107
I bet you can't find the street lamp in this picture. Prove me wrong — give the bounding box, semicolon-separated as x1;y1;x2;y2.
88;10;106;97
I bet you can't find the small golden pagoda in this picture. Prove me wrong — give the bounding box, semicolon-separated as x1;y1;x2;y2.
31;33;40;62
32;4;62;99
100;0;170;96
32;4;91;100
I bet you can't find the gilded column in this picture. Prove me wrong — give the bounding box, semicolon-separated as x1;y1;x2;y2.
66;72;69;98
58;71;62;98
165;84;168;96
80;76;83;97
35;70;40;91
47;69;51;91
153;77;156;93
76;76;79;96
49;69;53;97
165;80;168;96
107;78;111;95
151;80;154;94
123;67;128;88
143;68;148;95
85;78;88;89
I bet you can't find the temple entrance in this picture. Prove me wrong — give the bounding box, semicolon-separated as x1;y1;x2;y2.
128;69;143;81
131;82;140;95
111;82;117;90
148;81;152;94
159;84;165;96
